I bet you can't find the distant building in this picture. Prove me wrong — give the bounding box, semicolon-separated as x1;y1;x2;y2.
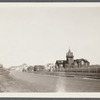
34;65;45;71
27;66;34;72
55;49;90;71
46;63;55;72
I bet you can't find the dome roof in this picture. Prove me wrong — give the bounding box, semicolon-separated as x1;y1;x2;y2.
66;49;73;57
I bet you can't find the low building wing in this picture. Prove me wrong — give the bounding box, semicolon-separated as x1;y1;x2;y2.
74;58;90;67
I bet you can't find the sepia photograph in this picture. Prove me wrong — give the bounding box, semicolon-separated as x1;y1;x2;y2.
0;3;100;97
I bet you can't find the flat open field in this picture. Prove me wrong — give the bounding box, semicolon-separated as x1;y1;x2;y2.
7;71;100;92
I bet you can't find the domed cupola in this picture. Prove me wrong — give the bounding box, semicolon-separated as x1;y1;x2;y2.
66;49;74;64
66;49;73;58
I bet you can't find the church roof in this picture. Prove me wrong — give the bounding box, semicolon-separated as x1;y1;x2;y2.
74;58;89;63
66;49;73;57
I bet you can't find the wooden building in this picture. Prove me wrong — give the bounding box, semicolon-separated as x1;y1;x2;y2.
55;49;90;71
34;65;45;71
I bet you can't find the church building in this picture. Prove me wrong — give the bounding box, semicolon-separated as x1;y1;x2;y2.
55;49;90;71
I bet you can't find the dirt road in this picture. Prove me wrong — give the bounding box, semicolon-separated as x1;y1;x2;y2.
9;71;100;92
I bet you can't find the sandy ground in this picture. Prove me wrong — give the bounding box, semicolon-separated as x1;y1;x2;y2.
8;71;100;92
1;71;100;92
0;74;37;92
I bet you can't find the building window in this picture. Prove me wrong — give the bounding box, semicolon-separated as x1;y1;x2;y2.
81;60;84;65
86;63;88;66
75;62;77;66
60;64;63;67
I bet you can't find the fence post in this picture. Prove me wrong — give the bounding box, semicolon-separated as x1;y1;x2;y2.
88;66;90;73
96;66;97;73
75;66;77;74
82;66;83;73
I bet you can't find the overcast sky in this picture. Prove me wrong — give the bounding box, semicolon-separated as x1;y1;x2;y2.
0;6;100;68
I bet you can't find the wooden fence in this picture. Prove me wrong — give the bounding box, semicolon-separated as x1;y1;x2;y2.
55;66;100;73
